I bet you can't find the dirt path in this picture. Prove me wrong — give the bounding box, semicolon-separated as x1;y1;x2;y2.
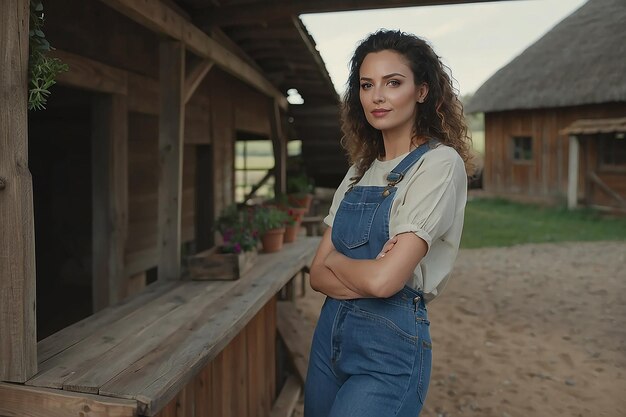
293;241;626;417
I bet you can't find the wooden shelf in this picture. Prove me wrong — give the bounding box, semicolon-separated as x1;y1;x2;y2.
1;237;319;416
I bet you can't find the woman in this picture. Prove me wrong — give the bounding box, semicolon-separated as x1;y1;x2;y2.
304;30;471;417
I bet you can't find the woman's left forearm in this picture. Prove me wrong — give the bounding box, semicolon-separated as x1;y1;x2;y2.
324;233;428;298
325;251;379;297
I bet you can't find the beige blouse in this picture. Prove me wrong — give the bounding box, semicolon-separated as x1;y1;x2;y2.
324;144;467;302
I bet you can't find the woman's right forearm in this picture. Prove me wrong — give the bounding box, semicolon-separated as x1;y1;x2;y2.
310;263;366;299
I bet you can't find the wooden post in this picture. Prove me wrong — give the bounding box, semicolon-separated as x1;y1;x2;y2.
270;100;287;196
0;0;37;382
567;135;579;210
157;41;185;281
92;94;128;311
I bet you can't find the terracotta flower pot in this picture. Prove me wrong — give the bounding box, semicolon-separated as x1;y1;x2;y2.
287;193;314;214
261;227;285;253
284;224;299;243
288;207;307;224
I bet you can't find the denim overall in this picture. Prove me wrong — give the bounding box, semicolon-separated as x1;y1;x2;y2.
304;143;435;417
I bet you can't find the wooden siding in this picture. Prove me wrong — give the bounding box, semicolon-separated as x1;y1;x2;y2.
43;0;159;79
153;298;276;417
484;103;626;203
127;113;159;259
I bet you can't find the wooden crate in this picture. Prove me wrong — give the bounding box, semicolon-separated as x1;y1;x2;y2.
188;247;257;280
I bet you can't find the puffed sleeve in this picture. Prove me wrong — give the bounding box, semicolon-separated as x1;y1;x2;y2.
323;165;357;228
389;148;467;254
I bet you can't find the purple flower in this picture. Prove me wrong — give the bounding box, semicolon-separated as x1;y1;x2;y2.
233;243;242;254
223;229;234;242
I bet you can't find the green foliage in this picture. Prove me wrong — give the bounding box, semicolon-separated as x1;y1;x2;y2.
287;173;314;196
461;198;626;249
28;1;68;111
254;206;290;234
215;205;259;254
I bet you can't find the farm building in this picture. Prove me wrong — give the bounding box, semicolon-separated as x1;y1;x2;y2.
466;0;626;212
1;1;495;417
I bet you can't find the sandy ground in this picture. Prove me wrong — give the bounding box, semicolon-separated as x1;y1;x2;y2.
293;241;626;417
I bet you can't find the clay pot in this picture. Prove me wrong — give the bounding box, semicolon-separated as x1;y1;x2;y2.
288;207;307;223
284;225;299;243
287;193;314;214
261;228;285;253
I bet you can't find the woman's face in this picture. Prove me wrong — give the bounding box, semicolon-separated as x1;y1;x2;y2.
359;50;426;137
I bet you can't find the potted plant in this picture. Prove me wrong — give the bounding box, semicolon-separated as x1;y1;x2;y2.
287;173;315;213
265;193;305;243
254;206;290;253
215;205;259;254
187;205;259;280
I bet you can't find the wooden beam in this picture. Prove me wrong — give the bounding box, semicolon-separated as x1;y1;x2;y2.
49;50;161;116
97;0;288;110
567;135;579;209
269;375;301;417
588;171;626;207
0;0;37;383
184;59;214;104
228;28;302;42
0;382;137;417
92;94;129;312
210;27;266;73
201;0;502;26
50;50;128;95
157;41;185;281
270;100;287;195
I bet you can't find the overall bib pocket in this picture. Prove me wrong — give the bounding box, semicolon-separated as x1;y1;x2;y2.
333;200;380;249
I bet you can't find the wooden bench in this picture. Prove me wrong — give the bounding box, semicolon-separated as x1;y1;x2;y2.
301;216;325;237
0;237;320;417
277;301;315;383
273;300;316;417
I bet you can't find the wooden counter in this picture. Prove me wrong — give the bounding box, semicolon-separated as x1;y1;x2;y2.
0;237;320;417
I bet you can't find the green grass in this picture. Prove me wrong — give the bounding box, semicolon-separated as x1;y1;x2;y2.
461;198;626;249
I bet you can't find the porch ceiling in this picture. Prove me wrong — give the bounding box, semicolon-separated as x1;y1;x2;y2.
173;0;505;109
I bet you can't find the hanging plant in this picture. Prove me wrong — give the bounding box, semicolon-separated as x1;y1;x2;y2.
28;0;68;110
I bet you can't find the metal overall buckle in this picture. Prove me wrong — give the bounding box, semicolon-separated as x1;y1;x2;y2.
382;172;404;196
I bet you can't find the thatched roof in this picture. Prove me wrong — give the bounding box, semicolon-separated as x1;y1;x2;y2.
466;0;626;113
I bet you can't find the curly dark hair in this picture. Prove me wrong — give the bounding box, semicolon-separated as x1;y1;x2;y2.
341;29;472;178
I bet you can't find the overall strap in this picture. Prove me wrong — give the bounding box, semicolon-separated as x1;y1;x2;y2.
385;138;439;186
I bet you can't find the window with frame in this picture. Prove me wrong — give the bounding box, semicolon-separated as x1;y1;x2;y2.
512;136;533;161
235;138;275;204
599;133;626;167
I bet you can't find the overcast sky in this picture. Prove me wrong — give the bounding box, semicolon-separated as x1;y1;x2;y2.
300;0;587;97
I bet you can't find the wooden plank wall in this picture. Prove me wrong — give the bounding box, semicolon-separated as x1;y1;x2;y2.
28;1;276;295
154;298;277;417
0;0;37;382
484;103;626;202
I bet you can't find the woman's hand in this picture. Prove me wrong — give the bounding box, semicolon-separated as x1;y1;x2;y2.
376;235;398;259
310;229;367;299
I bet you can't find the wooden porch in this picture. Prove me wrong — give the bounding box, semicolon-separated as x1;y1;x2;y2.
0;238;319;417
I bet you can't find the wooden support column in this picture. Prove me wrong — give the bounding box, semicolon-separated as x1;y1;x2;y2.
567;135;579;209
92;94;128;311
270;100;287;196
157;41;185;281
0;0;37;382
